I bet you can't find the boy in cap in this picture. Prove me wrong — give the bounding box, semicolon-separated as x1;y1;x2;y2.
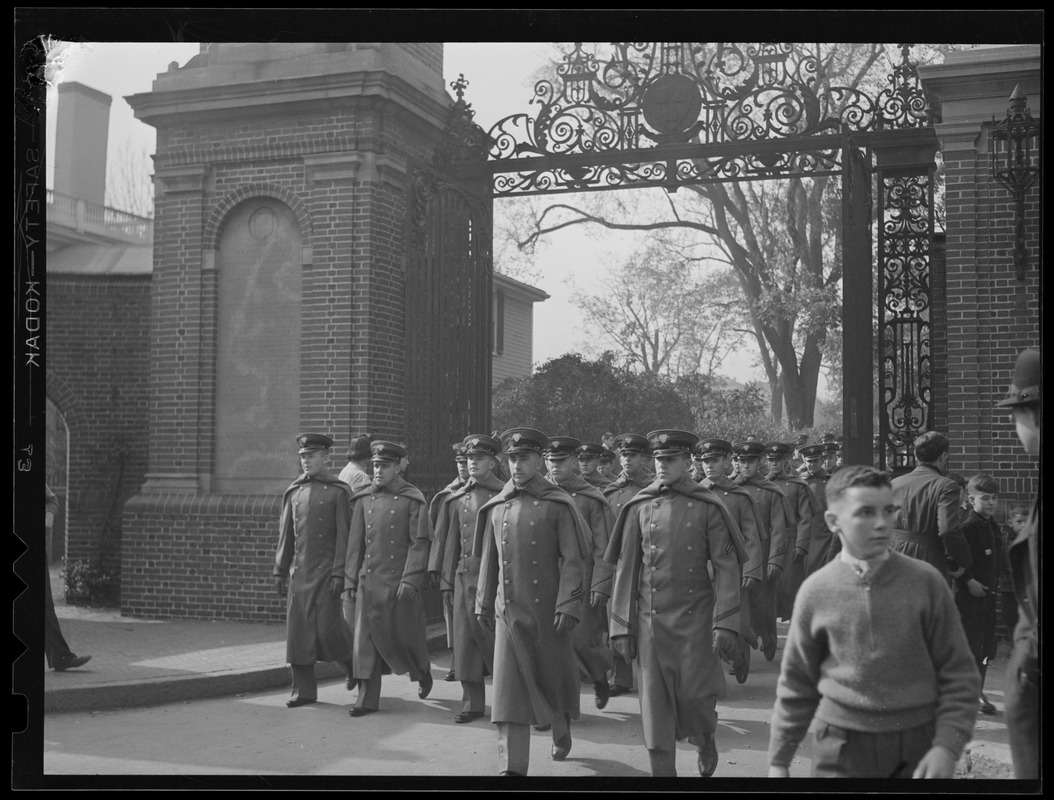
768;465;980;778
344;441;434;716
274;434;357;707
733;439;790;662
473;428;592;775
799;443;835;570
434;434;506;723
578;441;613;489
602;433;654;695
765;441;817;621
696;438;765;684
545;436;616;709
428;442;472;681
606;430;748;777
995;346;1040;779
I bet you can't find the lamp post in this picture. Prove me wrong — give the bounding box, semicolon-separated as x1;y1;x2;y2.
989;85;1040;282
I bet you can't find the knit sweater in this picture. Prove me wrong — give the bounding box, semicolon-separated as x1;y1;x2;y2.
768;550;981;768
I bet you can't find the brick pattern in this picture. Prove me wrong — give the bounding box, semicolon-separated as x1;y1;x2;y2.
46;274;152;584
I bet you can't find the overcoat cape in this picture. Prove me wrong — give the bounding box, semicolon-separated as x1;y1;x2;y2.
702;475;765;581
603;475;746;749
471;474;593;725
734;473;792;567
438;473;506;680
275;469;356;665
345;476;432;680
769;471;820;616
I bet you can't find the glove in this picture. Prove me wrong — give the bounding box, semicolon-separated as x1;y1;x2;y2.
396;582;417;600
766;564;782;582
741;576;760;592
329;576;343;597
612;635;637;661
794;548;806;563
713;628;738;659
476;613;495;632
275;576;287;597
589;591;609;609
553;612;577;633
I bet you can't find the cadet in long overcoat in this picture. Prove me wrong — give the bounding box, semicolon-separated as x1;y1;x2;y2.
544;437;616;708
697;438;765;684
427;443;469;663
274;433;356;707
890;432;972;584
436;434;505;723
577;442;613;489
733;440;790;663
601;433;654;693
764;442;817;620
344;441;433;715
473;428;592;776
606;430;747;777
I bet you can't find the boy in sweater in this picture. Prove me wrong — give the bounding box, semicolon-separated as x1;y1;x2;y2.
768;465;980;778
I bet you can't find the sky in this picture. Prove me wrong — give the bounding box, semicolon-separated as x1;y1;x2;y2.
43;39;781;388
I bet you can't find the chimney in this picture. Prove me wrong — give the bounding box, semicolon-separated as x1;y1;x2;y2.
54;82;112;206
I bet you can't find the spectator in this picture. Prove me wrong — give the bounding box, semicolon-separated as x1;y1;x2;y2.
768;465;980;778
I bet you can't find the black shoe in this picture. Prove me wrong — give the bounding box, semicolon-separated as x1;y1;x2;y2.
697;733;718;777
346;678;359;691
499;770;524;776
444;669;456;682
594;677;611;710
551;719;572;761
418;672;434;699
53;654;91;672
286;697;317;708
348;706;377;717
980;695;996;715
533;723;551;732
608;684;631;697
454;710;485;724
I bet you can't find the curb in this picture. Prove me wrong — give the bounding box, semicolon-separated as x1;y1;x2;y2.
44;625;451;714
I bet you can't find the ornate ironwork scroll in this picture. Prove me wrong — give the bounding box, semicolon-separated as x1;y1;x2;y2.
487;42;929;164
878;171;933;472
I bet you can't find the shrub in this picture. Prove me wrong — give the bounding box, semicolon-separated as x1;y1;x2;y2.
61;557;119;608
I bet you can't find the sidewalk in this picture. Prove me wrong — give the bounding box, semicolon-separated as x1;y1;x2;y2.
41;567;1014;777
42;566;448;714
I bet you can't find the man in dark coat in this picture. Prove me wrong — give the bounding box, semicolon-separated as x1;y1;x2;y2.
545;436;615;709
696;438;765;684
889;431;972;585
473;428;592;776
995;347;1040;780
765;442;817;620
606;430;747;777
602;433;654;695
428;442;470;680
435;434;505;723
274;433;356;707
344;440;433;716
733;440;790;663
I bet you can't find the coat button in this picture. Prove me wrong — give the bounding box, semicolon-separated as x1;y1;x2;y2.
687;545;693;550
533;580;539;585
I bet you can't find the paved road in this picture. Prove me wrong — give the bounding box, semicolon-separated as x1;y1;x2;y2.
43;649;787;779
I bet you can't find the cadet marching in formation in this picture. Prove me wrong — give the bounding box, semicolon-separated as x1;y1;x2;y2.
272;420;994;778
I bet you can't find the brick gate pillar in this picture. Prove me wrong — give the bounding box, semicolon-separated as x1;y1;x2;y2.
122;43;452;620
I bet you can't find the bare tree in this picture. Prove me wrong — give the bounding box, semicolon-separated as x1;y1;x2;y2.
106;136;153;218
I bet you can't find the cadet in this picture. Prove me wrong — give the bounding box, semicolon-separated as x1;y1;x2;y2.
799;443;835;570
765;441;816;621
697;438;765;683
598;448;618;481
602;433;654;695
606;430;747;777
578;441;613;489
732;440;790;662
274;433;356;707
822;440;839;474
344;441;434;716
428;442;471;681
545;436;615;709
473;428;592;776
435;434;505;723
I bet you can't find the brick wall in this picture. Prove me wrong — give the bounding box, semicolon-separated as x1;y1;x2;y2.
46;273;151;585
